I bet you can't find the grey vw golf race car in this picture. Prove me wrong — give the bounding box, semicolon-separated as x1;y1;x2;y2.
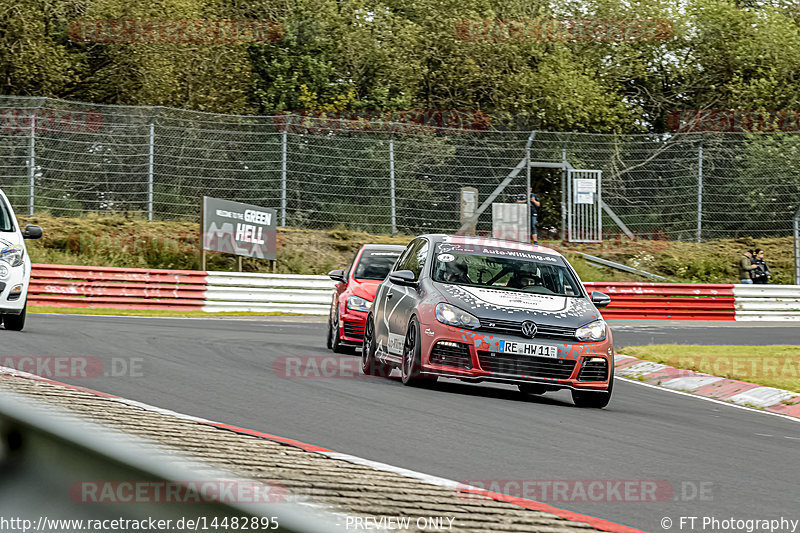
361;235;614;408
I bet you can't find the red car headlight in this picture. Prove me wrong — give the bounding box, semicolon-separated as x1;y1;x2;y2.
346;295;372;312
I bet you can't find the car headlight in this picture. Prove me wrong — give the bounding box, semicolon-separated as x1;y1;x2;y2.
346;295;372;312
435;303;481;330
575;319;607;342
0;246;23;267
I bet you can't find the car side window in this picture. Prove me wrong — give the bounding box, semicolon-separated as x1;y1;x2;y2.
392;245;413;273
397;239;428;279
395;240;421;274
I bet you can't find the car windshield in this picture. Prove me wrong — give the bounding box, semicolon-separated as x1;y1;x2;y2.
0;197;14;232
431;243;583;297
353;250;402;280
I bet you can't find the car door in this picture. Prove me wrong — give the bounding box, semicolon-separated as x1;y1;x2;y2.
372;243;412;354
385;238;429;356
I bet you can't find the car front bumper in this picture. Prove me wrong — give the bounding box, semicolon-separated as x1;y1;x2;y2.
338;308;369;344
419;323;613;391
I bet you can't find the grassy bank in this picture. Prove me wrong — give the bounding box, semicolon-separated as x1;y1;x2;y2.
17;214;795;283
621;345;800;393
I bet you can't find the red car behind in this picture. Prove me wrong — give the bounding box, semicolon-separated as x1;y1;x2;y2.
327;244;406;352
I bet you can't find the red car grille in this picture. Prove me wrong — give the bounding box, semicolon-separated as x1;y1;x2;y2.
343;321;365;340
477;351;576;380
578;359;608;381
430;341;472;369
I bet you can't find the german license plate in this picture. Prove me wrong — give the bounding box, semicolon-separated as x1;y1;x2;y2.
494;341;557;358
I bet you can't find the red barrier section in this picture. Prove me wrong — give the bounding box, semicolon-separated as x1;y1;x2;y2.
584;282;736;320
29;264;208;310
25;264;737;318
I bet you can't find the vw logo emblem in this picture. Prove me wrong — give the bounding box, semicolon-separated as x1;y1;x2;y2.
521;321;538;338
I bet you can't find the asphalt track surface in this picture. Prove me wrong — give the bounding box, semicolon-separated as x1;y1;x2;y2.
5;315;800;532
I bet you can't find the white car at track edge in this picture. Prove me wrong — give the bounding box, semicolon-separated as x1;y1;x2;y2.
0;189;42;331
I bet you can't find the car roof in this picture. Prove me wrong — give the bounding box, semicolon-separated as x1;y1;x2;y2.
420;234;564;259
360;244;407;251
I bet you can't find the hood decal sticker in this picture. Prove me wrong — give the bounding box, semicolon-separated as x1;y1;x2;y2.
441;284;596;319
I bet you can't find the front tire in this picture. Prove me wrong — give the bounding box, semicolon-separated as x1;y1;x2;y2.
401;317;424;386
571;372;613;409
361;315;390;377
4;304;26;332
330;307;349;353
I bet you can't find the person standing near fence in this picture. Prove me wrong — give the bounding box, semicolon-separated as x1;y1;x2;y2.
751;248;771;284
515;187;540;245
738;249;758;284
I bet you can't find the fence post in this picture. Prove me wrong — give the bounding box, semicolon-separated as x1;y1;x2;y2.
28;114;35;216
148;123;154;221
525;138;531;242
794;207;800;285
561;148;567;242
281;131;287;227
696;141;703;243
390;138;396;235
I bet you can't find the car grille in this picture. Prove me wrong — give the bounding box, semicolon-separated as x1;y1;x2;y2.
477;351;576;379
343;320;365;340
430;341;473;369
478;319;577;340
578;359;609;381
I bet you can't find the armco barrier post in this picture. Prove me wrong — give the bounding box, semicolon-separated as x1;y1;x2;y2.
794;206;800;285
28;114;35;216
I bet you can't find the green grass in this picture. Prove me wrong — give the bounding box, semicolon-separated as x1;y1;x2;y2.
16;213;796;283
621;344;800;393
29;306;312;318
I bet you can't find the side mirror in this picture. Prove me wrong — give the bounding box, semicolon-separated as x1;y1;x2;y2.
389;269;417;285
328;269;345;283
590;290;611;308
22;225;42;240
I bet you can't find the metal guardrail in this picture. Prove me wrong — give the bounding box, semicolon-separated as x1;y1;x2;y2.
26;263;800;320
0;389;345;532
574;252;667;280
585;282;736;320
29;263;207;310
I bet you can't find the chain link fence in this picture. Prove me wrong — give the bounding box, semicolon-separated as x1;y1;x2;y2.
1;96;799;241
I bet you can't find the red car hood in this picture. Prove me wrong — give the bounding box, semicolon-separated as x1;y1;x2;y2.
348;278;383;301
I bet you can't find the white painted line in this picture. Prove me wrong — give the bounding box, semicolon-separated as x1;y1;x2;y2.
617;377;800;424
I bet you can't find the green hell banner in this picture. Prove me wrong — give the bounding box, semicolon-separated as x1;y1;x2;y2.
202;197;277;260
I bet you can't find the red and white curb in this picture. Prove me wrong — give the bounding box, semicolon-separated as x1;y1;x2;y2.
0;366;643;533
614;354;800;418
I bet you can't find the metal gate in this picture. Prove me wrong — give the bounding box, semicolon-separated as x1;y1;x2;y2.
566;169;602;242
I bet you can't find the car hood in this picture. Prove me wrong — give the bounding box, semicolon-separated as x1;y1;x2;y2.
433;282;602;328
349;278;383;301
0;233;23;250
